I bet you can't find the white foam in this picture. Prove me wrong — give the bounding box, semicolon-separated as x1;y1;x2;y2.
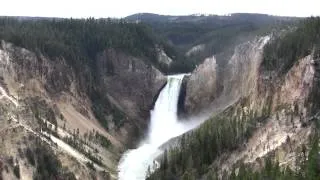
118;74;192;180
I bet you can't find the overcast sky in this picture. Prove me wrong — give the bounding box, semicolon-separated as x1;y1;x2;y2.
1;0;320;18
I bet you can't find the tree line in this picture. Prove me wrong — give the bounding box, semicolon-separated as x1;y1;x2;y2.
262;17;320;74
148;97;272;179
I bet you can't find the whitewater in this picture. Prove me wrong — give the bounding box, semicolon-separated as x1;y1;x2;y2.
118;74;200;180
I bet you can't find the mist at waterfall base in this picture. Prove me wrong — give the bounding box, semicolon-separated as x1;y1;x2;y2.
118;74;204;180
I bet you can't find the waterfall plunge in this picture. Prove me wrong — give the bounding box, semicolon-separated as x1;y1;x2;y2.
118;74;193;180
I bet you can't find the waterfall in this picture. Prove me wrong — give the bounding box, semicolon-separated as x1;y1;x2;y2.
118;74;188;180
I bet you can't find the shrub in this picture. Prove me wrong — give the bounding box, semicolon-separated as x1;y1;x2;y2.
13;165;20;179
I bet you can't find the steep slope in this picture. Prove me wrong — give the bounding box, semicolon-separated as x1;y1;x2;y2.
0;17;169;179
0;15;317;180
184;36;270;115
148;17;320;179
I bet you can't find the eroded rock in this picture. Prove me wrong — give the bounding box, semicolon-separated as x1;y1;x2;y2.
184;56;217;114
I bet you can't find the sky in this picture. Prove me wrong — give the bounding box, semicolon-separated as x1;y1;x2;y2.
1;0;320;18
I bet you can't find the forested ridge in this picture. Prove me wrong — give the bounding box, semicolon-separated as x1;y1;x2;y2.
0;17;168;73
262;17;320;74
128;13;297;72
164;21;260;72
0;14;299;74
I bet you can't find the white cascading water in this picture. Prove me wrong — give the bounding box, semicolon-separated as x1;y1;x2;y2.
118;74;193;180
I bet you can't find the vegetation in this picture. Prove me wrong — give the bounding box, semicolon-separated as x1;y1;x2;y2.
262;17;320;74
148;17;320;176
133;13;297;73
27;97;58;135
0;159;3;175
0;17;161;70
149;101;320;180
0;17;175;130
63;130;105;167
95;131;112;149
13;165;20;179
86;161;96;170
59;128;113;168
2;15;319;180
89;91;125;129
25;140;76;180
0;15;297;133
25;147;36;166
223;133;320;180
148;97;272;179
151;21;263;73
169;22;261;71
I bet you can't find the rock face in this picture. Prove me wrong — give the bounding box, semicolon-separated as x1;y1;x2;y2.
172;35;317;178
0;40;75;97
0;40;166;179
0;40;167;138
212;53;317;177
96;49;166;119
221;36;270;103
156;48;173;66
276;55;315;106
184;36;270;114
184;56;217;114
1;40;166;130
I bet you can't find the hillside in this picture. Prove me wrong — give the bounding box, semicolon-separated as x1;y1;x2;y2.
0;17;170;179
0;14;319;180
148;17;320;180
126;13;298;73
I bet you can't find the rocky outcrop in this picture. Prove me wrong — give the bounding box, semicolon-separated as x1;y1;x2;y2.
156;48;172;66
275;55;315;107
0;40;166;133
0;40;75;97
0;40;167;179
182;34;318;176
211;53;316;177
96;49;166;120
184;56;218;114
221;36;270;102
184;36;270;114
173;34;317;178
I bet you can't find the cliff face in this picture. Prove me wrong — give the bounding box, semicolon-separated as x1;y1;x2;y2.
222;36;270;102
184;36;270;115
0;40;166;179
0;40;166;134
184;56;217;113
96;49;166;120
214;54;316;175
178;35;318;177
0;40;75;97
